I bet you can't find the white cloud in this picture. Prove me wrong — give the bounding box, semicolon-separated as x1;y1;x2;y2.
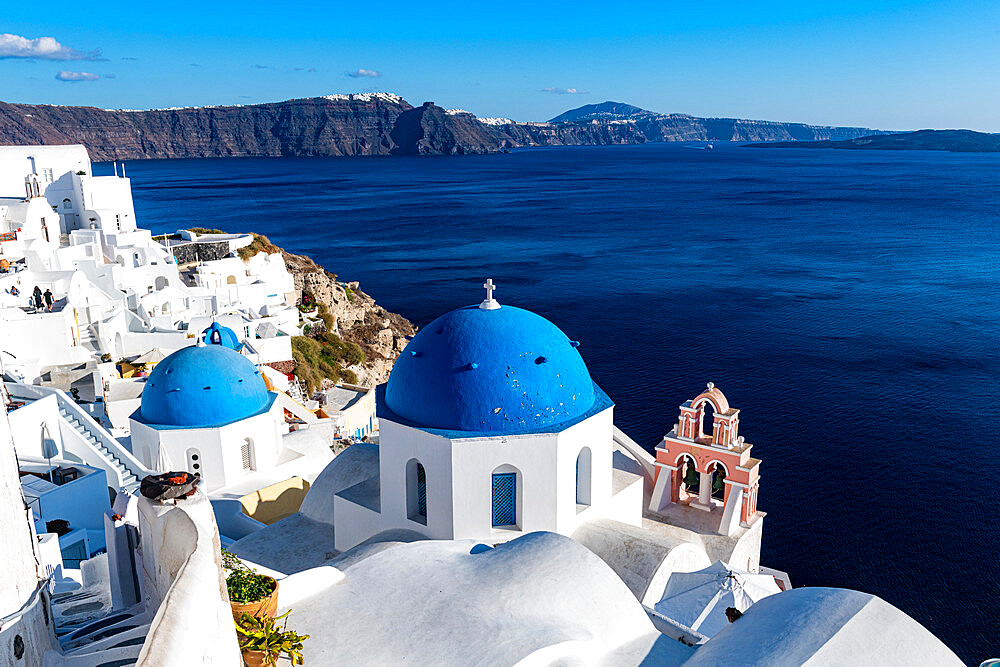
541;87;588;95
346;68;381;78
55;70;100;82
0;33;101;61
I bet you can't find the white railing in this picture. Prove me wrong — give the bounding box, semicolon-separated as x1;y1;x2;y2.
613;425;657;481
5;383;152;488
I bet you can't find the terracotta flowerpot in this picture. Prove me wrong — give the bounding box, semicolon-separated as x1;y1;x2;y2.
231;577;279;621
241;649;272;667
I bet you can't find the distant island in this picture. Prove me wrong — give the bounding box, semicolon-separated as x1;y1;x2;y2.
747;129;1000;152
0;96;882;161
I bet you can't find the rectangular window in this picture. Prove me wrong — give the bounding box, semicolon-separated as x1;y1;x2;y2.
492;473;516;527
241;440;253;471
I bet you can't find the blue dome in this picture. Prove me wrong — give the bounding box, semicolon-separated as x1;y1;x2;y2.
139;345;271;427
385;305;598;433
202;322;239;350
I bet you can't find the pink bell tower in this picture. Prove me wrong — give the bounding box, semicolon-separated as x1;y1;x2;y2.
648;383;762;536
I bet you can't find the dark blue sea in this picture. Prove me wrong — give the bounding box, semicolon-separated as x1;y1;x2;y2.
107;143;998;664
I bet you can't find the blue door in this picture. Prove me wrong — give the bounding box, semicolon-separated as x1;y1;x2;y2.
492;472;516;526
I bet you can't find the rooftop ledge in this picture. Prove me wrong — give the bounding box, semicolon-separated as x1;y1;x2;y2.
375;381;614;440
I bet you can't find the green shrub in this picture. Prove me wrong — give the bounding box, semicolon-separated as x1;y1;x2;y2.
237;233;281;261
222;548;275;604
291;332;365;393
236;610;309;665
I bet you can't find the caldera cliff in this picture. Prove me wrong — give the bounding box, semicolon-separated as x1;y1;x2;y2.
0;95;882;160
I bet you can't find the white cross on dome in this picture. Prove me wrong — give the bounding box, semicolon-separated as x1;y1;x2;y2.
480;278;501;310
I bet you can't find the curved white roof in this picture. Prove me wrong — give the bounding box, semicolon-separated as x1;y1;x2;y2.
278;532;692;665
685;587;962;666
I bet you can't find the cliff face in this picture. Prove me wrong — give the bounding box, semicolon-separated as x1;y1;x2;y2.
279;247;416;386
0;95;881;160
490;116;878;146
749;129;1000;152
0;94;415;160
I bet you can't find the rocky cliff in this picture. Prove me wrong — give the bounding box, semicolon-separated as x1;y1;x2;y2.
0;95;882;159
748;129;1000;152
278;245;415;386
0;94;416;160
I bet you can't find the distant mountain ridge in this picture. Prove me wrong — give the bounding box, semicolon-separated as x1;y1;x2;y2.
544;100;883;143
0;95;883;160
749;129;1000;152
548;102;666;123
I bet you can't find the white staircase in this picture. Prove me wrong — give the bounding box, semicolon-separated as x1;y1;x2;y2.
5;382;152;495
58;406;141;493
78;324;102;354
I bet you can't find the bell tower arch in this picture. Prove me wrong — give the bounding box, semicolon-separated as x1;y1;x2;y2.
649;383;761;537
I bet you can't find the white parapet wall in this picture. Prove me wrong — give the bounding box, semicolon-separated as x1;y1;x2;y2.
135;490;241;666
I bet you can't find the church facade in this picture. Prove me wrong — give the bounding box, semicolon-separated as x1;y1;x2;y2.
331;283;654;552
129;331;283;492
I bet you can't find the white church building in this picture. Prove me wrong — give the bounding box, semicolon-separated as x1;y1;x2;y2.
332;282;644;550
128;342;284;493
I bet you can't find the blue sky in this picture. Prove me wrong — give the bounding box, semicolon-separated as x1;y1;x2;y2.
2;1;999;130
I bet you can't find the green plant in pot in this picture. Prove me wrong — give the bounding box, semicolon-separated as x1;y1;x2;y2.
222;548;279;620
236;610;309;667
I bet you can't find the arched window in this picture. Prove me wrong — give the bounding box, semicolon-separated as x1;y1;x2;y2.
240;439;255;471
680;454;699;497
576;447;592;507
154;276;168;290
406;459;427;524
62;198;72;210
700;401;715;440
492;464;521;528
161;303;170;315
226;275;237;285
710;462;727;501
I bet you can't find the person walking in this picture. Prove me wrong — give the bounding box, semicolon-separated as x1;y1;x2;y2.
43;288;54;312
32;286;42;311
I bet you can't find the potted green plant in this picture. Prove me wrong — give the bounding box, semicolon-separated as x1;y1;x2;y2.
222;548;279;621
236;610;308;667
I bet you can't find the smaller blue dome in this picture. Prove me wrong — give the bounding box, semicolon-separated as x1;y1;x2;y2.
202;322;239;350
140;345;271;427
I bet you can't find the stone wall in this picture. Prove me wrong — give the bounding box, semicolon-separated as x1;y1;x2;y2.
168;240;232;265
